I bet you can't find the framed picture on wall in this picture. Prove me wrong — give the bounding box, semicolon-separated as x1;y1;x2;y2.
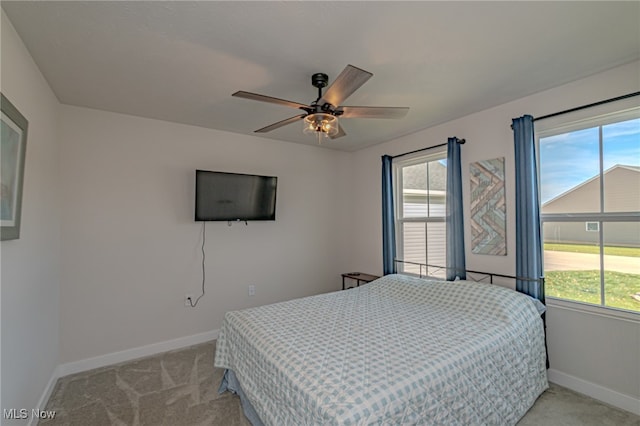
470;157;507;255
1;93;28;241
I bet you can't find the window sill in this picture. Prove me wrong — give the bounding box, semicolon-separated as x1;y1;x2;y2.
546;297;640;323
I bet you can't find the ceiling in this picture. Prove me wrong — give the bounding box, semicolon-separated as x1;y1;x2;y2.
2;2;639;152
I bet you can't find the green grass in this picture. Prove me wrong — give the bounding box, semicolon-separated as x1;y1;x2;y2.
546;270;640;312
544;243;640;257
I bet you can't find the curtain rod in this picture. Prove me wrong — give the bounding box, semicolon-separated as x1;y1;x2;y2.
391;138;465;160
534;91;640;122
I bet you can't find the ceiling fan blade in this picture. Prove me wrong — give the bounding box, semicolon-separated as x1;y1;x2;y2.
233;91;309;110
254;114;306;133
329;124;346;140
319;65;373;107
339;106;409;119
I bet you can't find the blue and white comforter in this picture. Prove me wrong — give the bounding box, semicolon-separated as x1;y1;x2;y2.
214;274;548;425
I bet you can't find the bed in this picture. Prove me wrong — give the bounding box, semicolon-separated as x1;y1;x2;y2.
214;273;548;425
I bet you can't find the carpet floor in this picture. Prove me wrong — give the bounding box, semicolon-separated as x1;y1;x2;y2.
39;341;639;426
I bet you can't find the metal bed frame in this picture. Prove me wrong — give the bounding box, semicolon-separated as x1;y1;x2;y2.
394;259;545;287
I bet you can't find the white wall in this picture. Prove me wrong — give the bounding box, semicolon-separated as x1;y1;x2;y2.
350;61;640;409
57;105;352;363
0;10;61;424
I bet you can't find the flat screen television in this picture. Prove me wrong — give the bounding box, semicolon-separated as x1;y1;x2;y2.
195;170;277;221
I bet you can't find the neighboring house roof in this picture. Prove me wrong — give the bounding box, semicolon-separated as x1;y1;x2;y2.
617;165;640;173
542;164;640;207
403;161;447;191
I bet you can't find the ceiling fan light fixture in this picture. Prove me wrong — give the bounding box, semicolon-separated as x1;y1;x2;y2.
233;65;408;142
303;113;339;138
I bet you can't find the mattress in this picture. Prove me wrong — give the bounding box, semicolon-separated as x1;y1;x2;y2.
214;273;548;425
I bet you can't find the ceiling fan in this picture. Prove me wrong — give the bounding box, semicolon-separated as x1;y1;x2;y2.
232;65;409;141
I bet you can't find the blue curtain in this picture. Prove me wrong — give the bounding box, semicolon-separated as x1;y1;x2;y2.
513;115;545;302
446;138;466;281
382;155;396;275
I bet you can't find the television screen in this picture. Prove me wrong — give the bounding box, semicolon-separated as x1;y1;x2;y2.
195;170;277;221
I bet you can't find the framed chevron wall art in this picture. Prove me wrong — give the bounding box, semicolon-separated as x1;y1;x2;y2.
470;157;506;255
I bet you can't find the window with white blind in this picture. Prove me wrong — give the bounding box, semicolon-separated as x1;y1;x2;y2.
394;150;447;277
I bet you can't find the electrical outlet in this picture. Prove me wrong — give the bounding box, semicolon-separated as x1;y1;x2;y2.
248;285;255;296
185;294;194;307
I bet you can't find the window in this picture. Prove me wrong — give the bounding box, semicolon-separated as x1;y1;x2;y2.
394;150;447;278
585;222;599;232
538;107;640;314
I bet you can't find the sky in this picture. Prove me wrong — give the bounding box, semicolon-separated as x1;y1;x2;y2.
539;117;640;204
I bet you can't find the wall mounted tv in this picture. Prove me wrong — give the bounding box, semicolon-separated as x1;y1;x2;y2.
195;170;277;222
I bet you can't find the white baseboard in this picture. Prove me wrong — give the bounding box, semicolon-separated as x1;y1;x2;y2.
548;368;640;416
31;329;219;426
29;365;64;426
58;329;219;377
